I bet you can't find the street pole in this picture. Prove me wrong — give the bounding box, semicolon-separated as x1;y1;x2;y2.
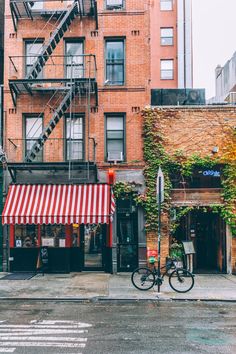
157;175;161;293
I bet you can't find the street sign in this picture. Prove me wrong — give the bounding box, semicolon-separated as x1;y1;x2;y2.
156;167;164;203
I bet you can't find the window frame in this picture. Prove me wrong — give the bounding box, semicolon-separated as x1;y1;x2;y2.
105;113;126;162
24;114;43;162
64;39;84;79
160;0;173;11
24;39;44;78
160;27;174;46
64;113;85;162
105;38;125;86
160;59;174;80
105;0;125;10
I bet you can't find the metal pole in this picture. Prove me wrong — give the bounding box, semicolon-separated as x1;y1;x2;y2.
157;176;161;292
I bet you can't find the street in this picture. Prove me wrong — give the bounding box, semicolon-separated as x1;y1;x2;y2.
0;301;235;353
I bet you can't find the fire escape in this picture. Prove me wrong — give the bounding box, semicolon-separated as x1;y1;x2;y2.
7;0;98;183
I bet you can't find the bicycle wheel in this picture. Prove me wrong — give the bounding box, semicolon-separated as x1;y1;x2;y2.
131;267;155;291
169;268;194;293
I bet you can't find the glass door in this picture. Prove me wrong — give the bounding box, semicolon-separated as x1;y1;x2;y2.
117;213;138;272
81;224;105;270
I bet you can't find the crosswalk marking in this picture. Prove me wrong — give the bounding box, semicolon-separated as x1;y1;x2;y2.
0;319;91;352
0;329;88;334
0;337;87;342
0;342;86;348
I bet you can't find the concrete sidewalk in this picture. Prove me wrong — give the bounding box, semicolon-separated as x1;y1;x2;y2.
0;272;236;301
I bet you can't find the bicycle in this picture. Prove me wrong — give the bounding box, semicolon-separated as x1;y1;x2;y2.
131;258;194;293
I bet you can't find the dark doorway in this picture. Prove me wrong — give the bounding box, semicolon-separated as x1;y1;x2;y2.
116;197;138;272
174;210;226;273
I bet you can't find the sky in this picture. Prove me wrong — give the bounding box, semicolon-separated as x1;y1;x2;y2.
192;0;236;99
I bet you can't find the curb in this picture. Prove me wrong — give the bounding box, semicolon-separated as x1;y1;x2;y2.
0;297;236;303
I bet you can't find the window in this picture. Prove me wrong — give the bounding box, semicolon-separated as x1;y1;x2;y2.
160;0;173;11
105;40;124;85
66;115;84;161
161;59;174;79
29;1;44;10
106;115;125;161
106;0;124;10
25;116;43;161
161;28;173;46
25;40;43;78
65;41;84;79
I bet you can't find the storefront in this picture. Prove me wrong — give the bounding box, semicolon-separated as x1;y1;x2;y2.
2;184;115;273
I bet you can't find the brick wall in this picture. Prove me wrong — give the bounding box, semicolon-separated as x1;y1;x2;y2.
4;0;150;165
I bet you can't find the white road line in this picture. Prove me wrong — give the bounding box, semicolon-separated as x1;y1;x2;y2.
0;349;16;353
0;329;88;334
0;325;90;329
30;320;92;327
0;342;86;349
0;336;87;342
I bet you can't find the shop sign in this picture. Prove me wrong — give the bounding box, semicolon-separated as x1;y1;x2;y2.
59;239;65;247
42;238;55;247
147;247;158;260
15;239;22;248
201;170;220;177
182;241;195;255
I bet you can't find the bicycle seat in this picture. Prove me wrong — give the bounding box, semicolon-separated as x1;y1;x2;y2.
148;256;156;264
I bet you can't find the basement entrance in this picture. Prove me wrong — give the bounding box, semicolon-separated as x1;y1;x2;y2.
174;210;226;273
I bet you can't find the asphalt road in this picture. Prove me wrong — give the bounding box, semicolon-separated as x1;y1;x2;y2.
0;300;235;353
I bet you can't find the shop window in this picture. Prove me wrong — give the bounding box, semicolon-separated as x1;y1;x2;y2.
106;0;124;10
106;114;125;162
41;225;66;248
25;39;44;78
15;225;38;248
105;39;125;85
65;40;84;79
25;115;43;162
65;115;84;161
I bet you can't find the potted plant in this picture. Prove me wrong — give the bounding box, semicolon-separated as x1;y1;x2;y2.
169;239;184;268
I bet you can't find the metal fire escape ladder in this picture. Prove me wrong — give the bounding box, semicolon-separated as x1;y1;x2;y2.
25;85;78;162
27;2;79;80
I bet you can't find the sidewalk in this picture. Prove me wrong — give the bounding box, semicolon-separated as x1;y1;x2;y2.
0;272;236;301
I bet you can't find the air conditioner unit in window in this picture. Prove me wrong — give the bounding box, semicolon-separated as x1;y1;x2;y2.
107;151;123;162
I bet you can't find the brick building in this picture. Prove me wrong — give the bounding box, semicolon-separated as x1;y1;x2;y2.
1;0;194;273
142;106;236;274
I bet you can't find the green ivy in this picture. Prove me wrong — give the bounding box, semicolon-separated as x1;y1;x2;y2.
141;108;236;236
113;109;236;237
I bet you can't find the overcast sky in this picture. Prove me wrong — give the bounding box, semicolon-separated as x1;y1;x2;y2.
192;0;236;99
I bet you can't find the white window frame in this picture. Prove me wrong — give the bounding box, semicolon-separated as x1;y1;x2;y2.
161;59;174;80
161;28;174;46
160;0;173;11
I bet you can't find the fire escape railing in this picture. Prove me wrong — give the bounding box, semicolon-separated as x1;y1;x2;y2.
10;0;98;31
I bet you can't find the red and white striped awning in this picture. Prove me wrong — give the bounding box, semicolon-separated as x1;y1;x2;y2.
2;184;115;225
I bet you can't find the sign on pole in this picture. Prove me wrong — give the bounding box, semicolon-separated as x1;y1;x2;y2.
156;167;164;203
